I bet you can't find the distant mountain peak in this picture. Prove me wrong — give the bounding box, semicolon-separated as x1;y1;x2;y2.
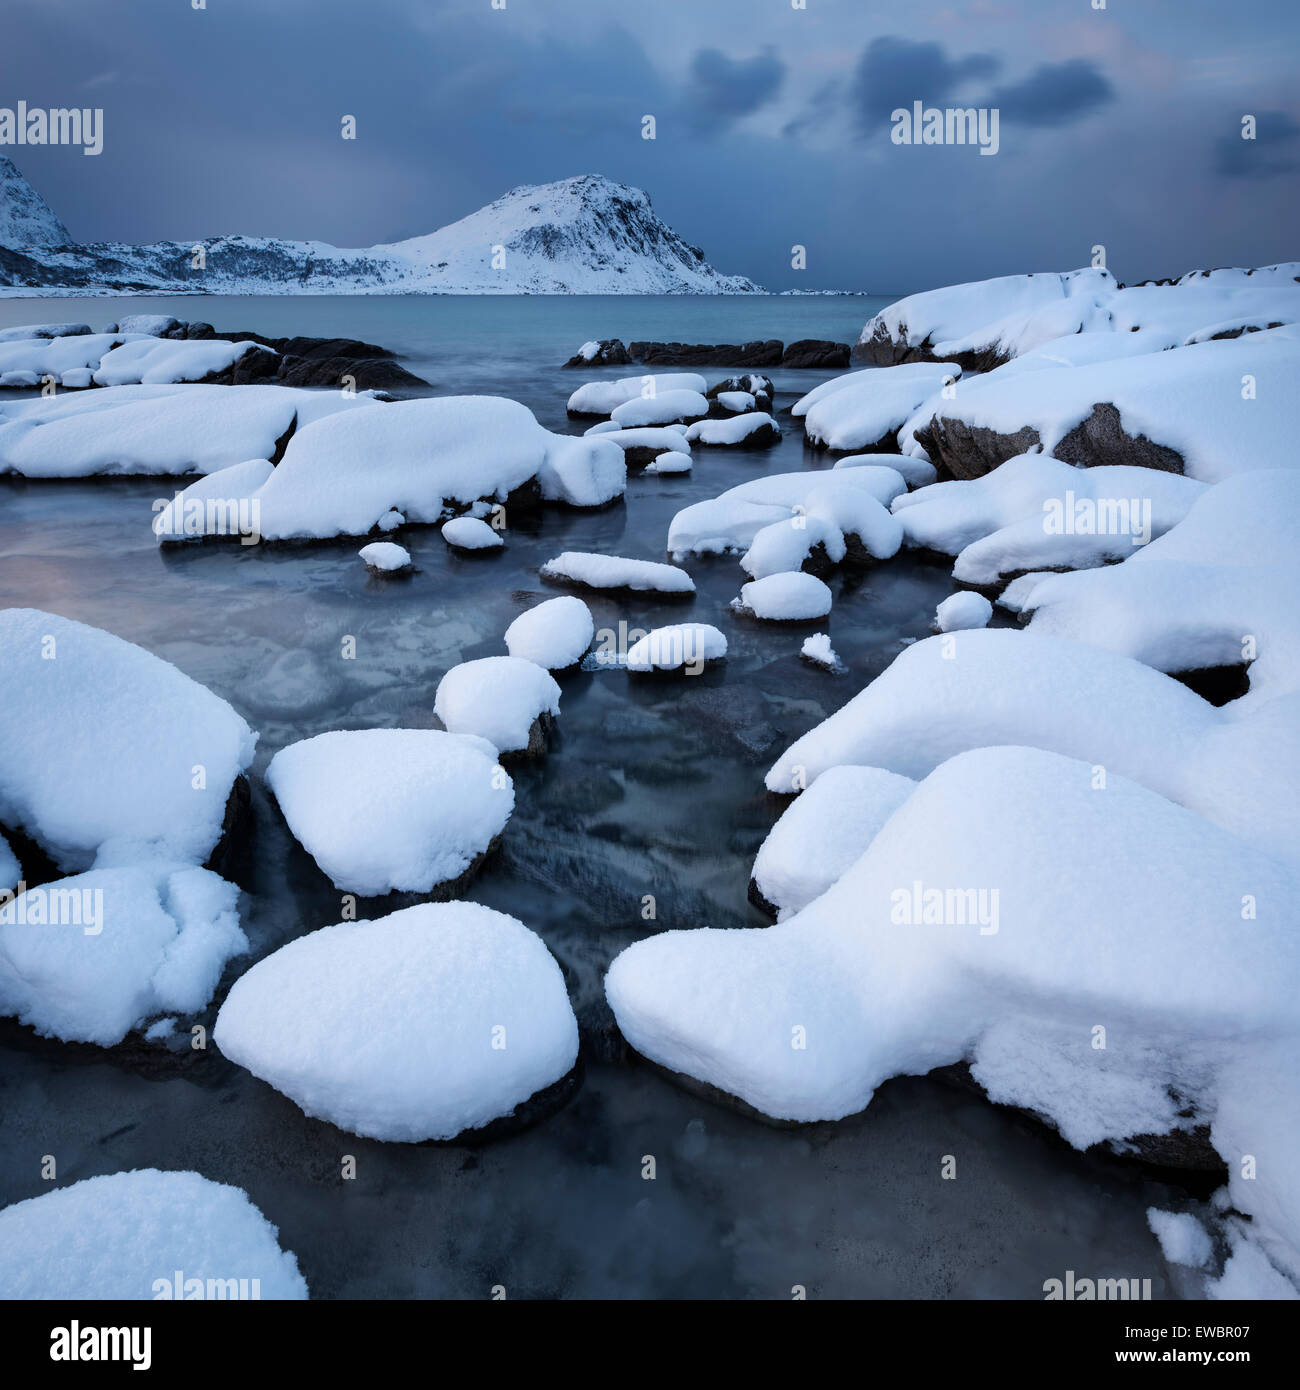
0;160;762;296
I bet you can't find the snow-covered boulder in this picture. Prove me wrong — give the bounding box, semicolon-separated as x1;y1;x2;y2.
0;322;91;343
739;482;903;578
684;412;780;448
732;572;832;621
214;902;579;1142
855;268;1116;366
0;332;144;389
152;458;273;544
750;765;915;918
113;314;183;336
441;516;503;550
358;541;412;573
541;550;695;594
645;450;692;474
798;363;958;453
0;383;370;478
0;609;256;870
714;390;755;413
0;863;246;1045
0;1169;307;1300
566;372;707;417
909;332;1300;482
626;623;727;673
535;431;626;507
934;591;993;631
434;656;562;755
586;426;693;469
610;388;708;427
504;596;594;670
265;729;513;895
834;451;937;488
92;337;271;387
668;468;906;560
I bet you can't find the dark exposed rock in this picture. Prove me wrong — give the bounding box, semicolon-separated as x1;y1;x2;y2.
273;354;427;391
1055;402;1185;473
696;416;781;449
747;876;779;919
851;321;1004;374
912;417;1044;480
1170;663;1252;706
629;338;784;367
781;338;851;369
562;338;631;368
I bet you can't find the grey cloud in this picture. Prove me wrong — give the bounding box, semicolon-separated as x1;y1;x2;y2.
988;59;1115;127
852;37;1001;129
1216;110;1300;179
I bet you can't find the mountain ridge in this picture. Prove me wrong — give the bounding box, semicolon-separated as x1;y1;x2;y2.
0;164;763;295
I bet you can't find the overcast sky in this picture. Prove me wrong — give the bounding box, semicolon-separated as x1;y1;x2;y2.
3;0;1297;292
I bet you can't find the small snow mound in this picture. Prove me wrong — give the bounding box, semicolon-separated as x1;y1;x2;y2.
358;541;412;572
441;516;503;550
733;572;833;621
935;591;993;631
645;450;693;474
505;596;594;669
800;632;842;671
541;550;695;593
435;656;561;753
626;624;727;673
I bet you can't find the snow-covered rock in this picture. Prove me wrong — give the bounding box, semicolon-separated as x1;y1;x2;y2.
0;1169;307;1300
441;516;503;550
0;609;256;869
214;902;579;1142
834;451;937;488
714;390;755;413
1147;1209;1213;1269
799;632;842;671
732;571;832;621
934;591;993;631
586;425;694;468
535;431;626;507
645;450;692;474
265;729;512;895
0;383;370;478
377;508;404;531
504;596;594;669
434;656;562;754
113;314;182;336
252;396;623;540
0;322;90;342
541;550;695;594
798;363;958;452
152;458;273;544
625;623;727;673
92;337;270;386
610;388;708;427
0;863;246;1045
738;481;903;577
566;372;708;417
668;468;906;560
751;765;916;918
0;332;143;388
358;541;412;573
684;412;780;448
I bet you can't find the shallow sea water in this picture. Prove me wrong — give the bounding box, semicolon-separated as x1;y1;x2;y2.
0;295;1190;1298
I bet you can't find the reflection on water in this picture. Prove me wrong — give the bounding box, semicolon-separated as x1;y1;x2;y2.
0;297;1180;1298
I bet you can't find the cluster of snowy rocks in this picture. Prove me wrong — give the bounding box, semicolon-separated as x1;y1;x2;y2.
601;264;1300;1300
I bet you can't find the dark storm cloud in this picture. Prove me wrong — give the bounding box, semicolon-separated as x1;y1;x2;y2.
988;59;1115;127
1216;110;1300;179
686;47;786;132
851;37;1001;128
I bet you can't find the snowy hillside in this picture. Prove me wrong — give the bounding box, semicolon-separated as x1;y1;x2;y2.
0;166;762;295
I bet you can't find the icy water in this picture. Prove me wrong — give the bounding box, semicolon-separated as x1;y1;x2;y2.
0;296;1190;1298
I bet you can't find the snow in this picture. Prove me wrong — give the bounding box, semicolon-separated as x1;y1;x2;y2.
0;833;19;893
905;332;1300;484
0;332;145;387
541;550;695;593
715;390;755;413
113;314;182;336
0;863;246;1046
213;901;579;1142
645;450;692;474
752;765;916;918
733;571;832;620
251;395;623;540
434;656;562;753
377;508;404;531
504;596;594;669
857;268;1116;358
153;458;273;544
0;383;370;478
0;322;90;342
607;743;1300;1141
935;591;993;631
1207;1230;1300;1300
265;729;512;895
668;468;906;560
1146;1209;1213;1268
610;389;708;427
626;623;727;673
739;482;903;578
93;337;268;386
358;541;412;572
684;412;779;446
0;1169;308;1300
567;373;708;417
589;425;695;460
834;451;937;488
441;516;503;550
799;632;842;670
576;340;600;362
741;515;844;578
0;609;256;870
799;363;958;451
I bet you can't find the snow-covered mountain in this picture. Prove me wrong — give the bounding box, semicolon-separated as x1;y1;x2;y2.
0;164;762;295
